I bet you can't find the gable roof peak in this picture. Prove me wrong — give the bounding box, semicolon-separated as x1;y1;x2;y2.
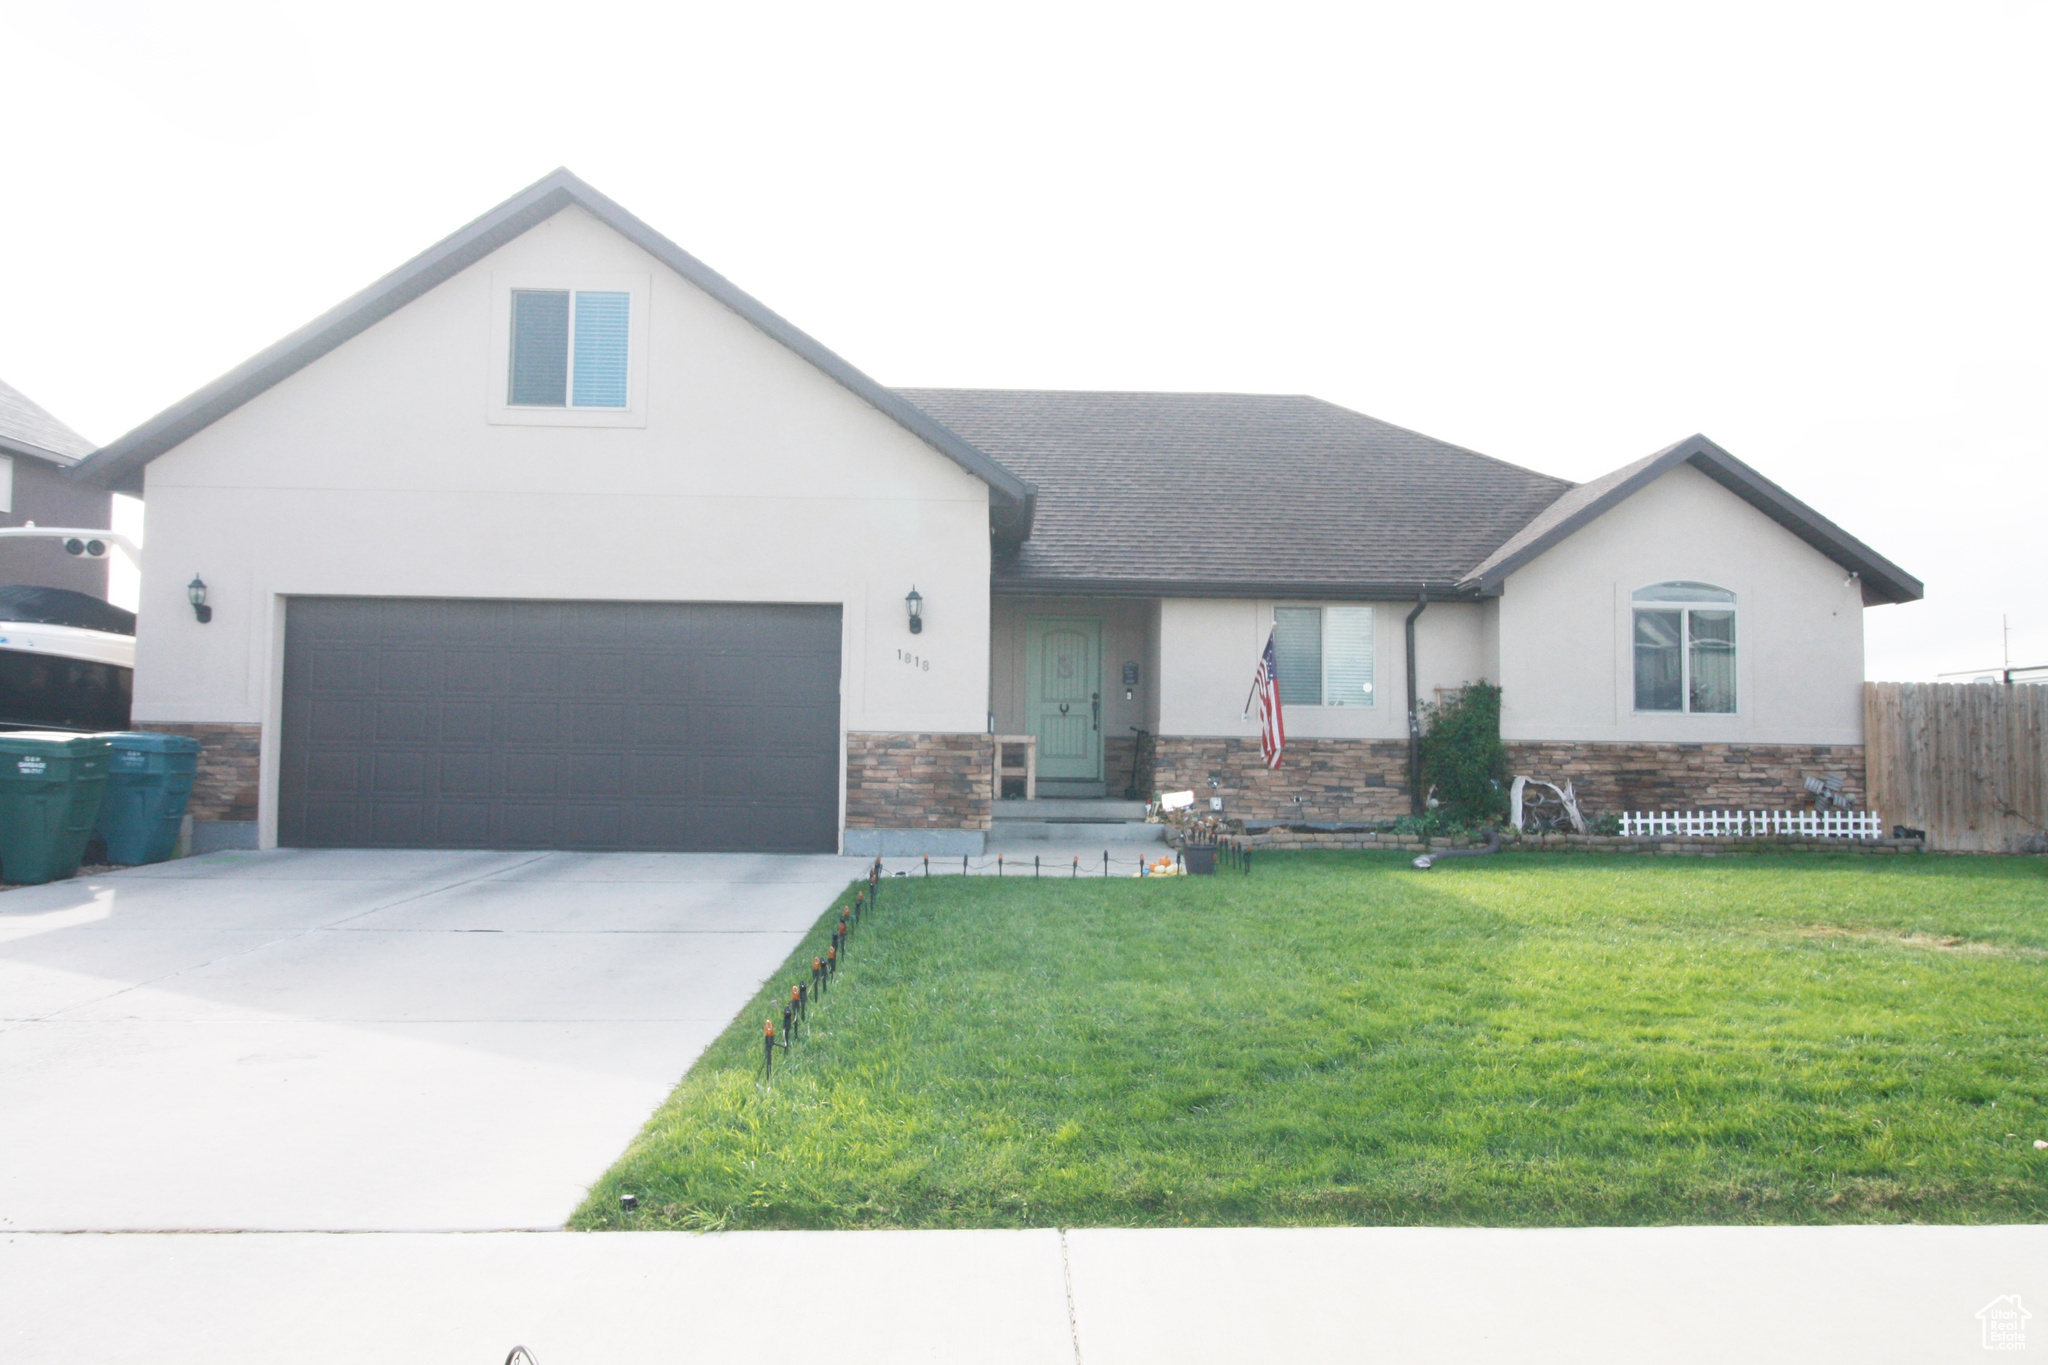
67;169;1033;532
1459;431;1922;605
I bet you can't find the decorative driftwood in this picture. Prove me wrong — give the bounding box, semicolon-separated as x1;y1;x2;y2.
1510;775;1587;835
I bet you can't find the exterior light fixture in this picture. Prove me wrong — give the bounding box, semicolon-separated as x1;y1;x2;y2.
906;587;923;634
188;575;212;624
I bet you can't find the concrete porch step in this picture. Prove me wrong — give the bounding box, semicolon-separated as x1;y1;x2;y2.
994;798;1149;821
985;819;1165;844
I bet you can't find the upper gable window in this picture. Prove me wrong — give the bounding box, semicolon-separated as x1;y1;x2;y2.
1632;582;1736;714
489;273;649;428
509;290;630;408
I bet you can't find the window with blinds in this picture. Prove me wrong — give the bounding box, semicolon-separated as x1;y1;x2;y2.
1273;607;1322;705
509;289;631;409
1272;605;1375;707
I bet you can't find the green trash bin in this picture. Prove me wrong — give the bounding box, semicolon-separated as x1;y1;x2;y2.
92;732;201;867
0;731;112;886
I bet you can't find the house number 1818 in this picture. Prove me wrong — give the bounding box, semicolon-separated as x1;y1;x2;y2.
897;650;931;671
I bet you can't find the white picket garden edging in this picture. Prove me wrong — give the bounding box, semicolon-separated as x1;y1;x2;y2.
1619;809;1885;840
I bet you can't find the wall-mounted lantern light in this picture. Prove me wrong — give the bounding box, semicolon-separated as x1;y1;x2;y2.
188;575;212;624
906;587;923;634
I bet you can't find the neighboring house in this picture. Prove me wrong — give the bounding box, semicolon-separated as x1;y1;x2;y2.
0;377;113;598
69;170;1920;855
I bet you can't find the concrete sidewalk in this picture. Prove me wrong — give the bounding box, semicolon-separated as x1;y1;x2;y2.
8;1223;2040;1363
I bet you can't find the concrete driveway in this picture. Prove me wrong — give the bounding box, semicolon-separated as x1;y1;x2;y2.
0;848;856;1232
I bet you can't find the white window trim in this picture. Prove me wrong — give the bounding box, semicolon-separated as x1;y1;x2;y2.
1630;589;1739;716
1272;602;1377;708
488;271;651;428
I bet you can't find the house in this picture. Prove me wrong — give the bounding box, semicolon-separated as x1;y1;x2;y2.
0;377;114;598
68;170;1921;855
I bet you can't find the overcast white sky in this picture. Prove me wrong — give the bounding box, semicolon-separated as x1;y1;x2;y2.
2;0;2040;677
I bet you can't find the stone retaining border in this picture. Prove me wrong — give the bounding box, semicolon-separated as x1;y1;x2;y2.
1221;829;1931;856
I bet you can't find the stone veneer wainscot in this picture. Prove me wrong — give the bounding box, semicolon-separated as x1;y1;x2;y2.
141;722;261;825
844;732;993;856
1150;736;1413;824
1503;742;1865;814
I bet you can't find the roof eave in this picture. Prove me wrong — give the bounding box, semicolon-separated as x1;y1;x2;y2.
0;433;86;469
991;575;1482;601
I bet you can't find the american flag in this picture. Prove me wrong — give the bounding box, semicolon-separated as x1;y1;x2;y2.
1253;631;1286;769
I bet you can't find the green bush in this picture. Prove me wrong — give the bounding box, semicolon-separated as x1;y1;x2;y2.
1420;681;1508;825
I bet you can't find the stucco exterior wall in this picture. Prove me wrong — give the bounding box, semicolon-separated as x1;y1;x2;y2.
130;205;993;847
1495;462;1866;745
1154;597;1488;739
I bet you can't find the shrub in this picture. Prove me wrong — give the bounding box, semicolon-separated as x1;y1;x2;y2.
1420;681;1508;825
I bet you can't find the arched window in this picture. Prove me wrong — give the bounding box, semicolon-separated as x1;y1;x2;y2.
1632;582;1736;714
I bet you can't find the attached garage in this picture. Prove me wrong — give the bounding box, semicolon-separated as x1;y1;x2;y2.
279;598;841;852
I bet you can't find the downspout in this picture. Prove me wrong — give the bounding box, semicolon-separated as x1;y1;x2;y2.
1405;590;1429;815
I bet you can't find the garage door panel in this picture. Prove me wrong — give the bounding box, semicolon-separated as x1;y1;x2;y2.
440;650;502;696
495;702;560;738
568;703;625;745
372;752;426;794
372;602;448;643
491;804;555;846
565;602;636;644
567;752;627;797
370;802;427;845
625;703;692;745
305;751;361;794
300;801;364;846
760;703;844;748
507;652;565;694
437;752;490;795
282;598;841;852
626;805;690;847
375;700;435;743
434;803;492;845
440;702;494;744
501;751;559;796
309;697;368;744
376;649;440;693
559;805;627;846
307;647;365;692
577;652;631;696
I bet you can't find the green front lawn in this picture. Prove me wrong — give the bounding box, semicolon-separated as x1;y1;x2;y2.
574;852;2048;1230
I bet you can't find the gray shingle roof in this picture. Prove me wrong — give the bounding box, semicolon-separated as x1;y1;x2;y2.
894;389;1572;597
0;377;94;465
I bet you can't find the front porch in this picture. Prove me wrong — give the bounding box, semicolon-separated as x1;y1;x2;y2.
990;595;1157;800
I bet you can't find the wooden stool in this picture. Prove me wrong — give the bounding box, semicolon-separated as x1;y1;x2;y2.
992;735;1037;801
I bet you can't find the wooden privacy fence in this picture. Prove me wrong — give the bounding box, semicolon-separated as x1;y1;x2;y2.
1865;682;2048;852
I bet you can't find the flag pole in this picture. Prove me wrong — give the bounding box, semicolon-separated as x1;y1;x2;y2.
1242;630;1271;718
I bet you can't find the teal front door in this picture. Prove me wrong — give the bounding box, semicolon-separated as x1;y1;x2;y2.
1025;617;1102;783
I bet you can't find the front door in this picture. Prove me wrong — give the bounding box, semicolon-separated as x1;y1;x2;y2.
1025;617;1102;783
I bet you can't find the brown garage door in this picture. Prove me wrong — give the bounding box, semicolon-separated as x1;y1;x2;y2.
279;598;840;852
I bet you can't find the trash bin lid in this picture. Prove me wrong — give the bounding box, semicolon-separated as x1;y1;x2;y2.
100;731;203;754
0;730;110;749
